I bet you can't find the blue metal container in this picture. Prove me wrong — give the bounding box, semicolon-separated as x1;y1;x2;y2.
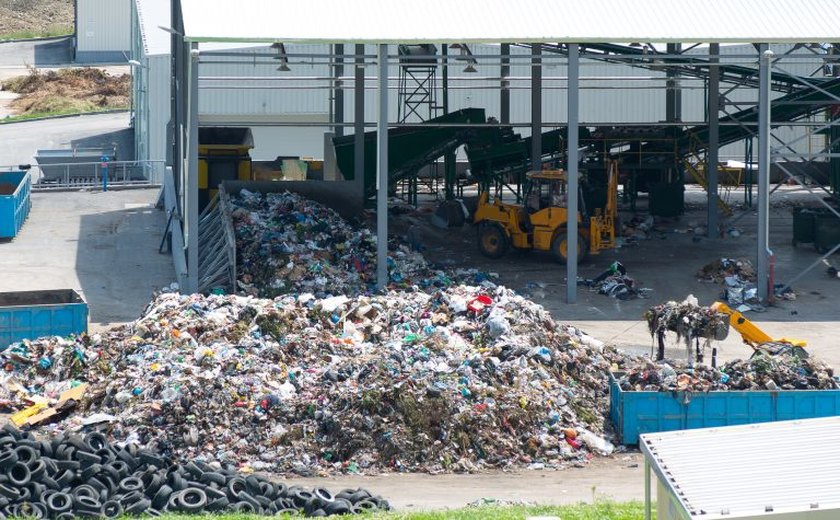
0;290;88;348
0;170;32;239
610;371;840;444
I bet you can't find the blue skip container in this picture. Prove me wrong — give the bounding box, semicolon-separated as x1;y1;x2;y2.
0;170;32;239
0;290;89;348
610;371;840;444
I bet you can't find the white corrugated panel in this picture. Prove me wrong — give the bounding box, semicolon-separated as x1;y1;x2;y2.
180;0;840;45
77;0;132;53
135;0;170;56
642;417;840;519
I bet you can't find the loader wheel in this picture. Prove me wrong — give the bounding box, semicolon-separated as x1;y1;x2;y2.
551;232;589;264
477;223;509;259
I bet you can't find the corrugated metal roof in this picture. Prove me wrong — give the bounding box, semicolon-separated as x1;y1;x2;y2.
180;0;840;44
135;0;170;56
641;417;840;519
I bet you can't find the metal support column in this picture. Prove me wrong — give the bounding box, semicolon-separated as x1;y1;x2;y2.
501;43;510;125
757;45;773;303
707;43;720;238
531;44;542;171
644;459;652;520
334;44;344;138
665;43;682;124
443;44;456;199
376;44;389;291
186;42;199;293
566;44;580;304
354;44;365;193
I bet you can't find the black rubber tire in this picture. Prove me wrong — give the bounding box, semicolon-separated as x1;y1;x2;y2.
551;231;589;264
73;485;99;501
119;490;144;507
313;487;333;504
40;475;59;491
0;453;17;472
324;499;352;515
115;448;138;468
137;451;164;468
1;424;22;441
232;501;256;513
178;488;207;513
76;451;102;467
95;449;115;465
119;476;144;493
276;508;299;515
55;460;81;472
353;499;379;511
0;437;14;449
80;463;103;482
46;492;73;514
28;460;46;480
477;222;509;259
309;508;327;517
199;471;226;487
274;482;288;498
0;484;20;501
17;501;45;519
184;462;204;479
226;477;246;499
125;498;151;515
7;462;31;486
238;491;261;510
102;500;122;518
55;513;75;520
205;496;229;512
255;495;272;509
84;433;108;452
290;488;313;508
145;508;162;517
14;446;37;466
28;482;46;501
169;471;187;491
151;484;173;511
73;495;102;514
38;440;53;458
244;475;262;495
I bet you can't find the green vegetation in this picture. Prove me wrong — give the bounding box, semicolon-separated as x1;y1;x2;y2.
0;106;121;124
0;24;73;40
157;502;648;520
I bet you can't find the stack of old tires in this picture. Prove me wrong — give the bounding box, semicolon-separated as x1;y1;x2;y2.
0;424;388;518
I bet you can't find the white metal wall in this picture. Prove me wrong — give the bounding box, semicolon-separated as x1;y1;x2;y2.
76;0;132;61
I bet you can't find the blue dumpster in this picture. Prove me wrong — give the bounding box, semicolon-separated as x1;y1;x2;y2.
0;290;88;348
610;371;840;444
0;170;31;239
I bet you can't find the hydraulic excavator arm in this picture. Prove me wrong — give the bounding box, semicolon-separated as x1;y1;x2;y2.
710;301;807;353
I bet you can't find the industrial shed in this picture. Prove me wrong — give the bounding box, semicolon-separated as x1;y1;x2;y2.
138;0;840;303
74;0;132;62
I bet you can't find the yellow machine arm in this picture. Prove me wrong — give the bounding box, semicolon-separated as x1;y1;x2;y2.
710;302;806;350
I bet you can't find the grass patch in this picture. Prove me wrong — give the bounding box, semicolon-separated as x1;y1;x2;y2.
0;106;121;124
156;501;648;520
0;24;73;40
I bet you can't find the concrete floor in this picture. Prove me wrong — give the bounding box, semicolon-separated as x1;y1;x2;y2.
0;188;174;328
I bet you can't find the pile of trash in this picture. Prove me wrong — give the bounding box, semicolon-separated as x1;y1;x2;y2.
645;296;729;346
696;258;763;311
230;189;430;298
618;354;837;393
583;262;650;300
0;423;388;517
1;286;631;475
696;258;756;285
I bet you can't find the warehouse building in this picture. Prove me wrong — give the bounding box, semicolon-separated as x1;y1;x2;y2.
74;0;132;62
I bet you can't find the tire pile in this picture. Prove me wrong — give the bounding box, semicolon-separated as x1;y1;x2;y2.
0;423;388;518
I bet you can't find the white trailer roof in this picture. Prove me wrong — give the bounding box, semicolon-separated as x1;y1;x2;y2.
641;417;840;519
179;0;840;45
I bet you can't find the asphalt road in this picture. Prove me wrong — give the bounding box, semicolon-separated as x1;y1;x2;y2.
0;112;133;177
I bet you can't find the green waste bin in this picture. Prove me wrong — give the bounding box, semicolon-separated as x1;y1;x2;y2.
792;207;818;247
815;214;840;254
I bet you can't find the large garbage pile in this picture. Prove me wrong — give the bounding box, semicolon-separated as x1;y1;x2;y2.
1;286;629;475
617;354;837;393
0;423;387;518
231;190;431;297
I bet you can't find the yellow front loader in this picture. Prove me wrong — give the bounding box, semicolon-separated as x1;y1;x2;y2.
473;161;618;263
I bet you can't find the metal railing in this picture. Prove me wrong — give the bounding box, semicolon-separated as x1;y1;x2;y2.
0;160;166;190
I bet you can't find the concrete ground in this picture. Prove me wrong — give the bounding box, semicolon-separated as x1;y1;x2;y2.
0;188;174;328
